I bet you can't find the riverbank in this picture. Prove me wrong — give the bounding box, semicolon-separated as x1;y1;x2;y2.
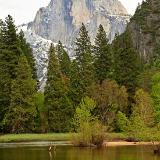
0;140;156;148
0;133;72;143
0;133;127;143
1;133;158;144
105;141;155;146
0;133;159;147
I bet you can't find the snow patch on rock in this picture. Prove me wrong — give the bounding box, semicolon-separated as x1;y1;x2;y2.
19;24;54;91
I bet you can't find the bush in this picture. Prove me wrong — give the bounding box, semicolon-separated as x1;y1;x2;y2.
72;97;106;147
72;122;92;147
91;121;106;147
72;121;106;147
116;111;130;132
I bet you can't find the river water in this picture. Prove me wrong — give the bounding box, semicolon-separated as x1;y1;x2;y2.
0;144;159;160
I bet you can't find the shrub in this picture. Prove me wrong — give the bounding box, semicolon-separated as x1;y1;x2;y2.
72;97;105;147
91;121;106;147
116;111;130;132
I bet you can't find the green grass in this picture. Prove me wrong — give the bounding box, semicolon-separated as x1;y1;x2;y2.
105;133;128;141
0;133;72;143
0;133;129;143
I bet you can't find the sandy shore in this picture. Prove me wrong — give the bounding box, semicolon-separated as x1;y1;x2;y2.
0;141;158;148
104;141;156;146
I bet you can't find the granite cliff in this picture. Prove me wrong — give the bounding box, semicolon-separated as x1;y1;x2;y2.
20;0;130;90
29;0;130;46
128;0;160;62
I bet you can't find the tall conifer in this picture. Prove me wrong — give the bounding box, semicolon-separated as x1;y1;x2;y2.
94;24;113;83
18;30;37;82
3;55;37;133
0;16;22;130
44;44;73;132
113;30;140;95
74;23;95;100
56;41;71;77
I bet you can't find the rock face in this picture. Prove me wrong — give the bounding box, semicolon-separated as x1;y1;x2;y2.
20;0;131;90
30;0;130;46
128;0;160;63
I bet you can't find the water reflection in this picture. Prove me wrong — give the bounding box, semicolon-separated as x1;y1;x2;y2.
0;145;160;160
49;151;52;160
49;150;56;160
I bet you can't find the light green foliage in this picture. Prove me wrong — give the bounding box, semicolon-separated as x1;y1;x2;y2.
3;54;37;133
73;97;105;147
151;72;160;122
35;92;48;133
73;96;96;129
129;89;155;139
132;89;155;127
116;111;130;132
0;133;71;142
73;97;96;146
129;115;146;140
35;92;45;112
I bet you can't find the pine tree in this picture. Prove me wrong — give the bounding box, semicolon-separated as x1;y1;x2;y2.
74;23;95;100
2;15;22;70
18;30;37;82
56;41;71;77
0;16;37;132
113;30;140;96
0;16;22;131
0;49;12;131
69;60;83;106
94;24;113;83
0;21;10;128
3;54;37;133
44;44;73;132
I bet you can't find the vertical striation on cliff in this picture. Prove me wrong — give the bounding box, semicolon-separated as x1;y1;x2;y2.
29;0;130;46
20;0;130;90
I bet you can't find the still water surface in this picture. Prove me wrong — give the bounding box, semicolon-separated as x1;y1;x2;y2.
0;145;160;160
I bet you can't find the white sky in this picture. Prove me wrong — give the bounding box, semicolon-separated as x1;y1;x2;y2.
0;0;143;25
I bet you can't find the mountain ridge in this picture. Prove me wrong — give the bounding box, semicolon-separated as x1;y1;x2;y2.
29;0;130;45
20;0;130;90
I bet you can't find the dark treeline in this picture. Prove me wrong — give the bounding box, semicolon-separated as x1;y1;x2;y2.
0;13;160;136
0;15;37;133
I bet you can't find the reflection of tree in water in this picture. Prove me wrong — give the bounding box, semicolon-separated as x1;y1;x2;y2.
49;151;52;160
49;144;57;160
49;151;56;160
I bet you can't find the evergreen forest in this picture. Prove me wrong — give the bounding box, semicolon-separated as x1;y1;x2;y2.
1;0;160;141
